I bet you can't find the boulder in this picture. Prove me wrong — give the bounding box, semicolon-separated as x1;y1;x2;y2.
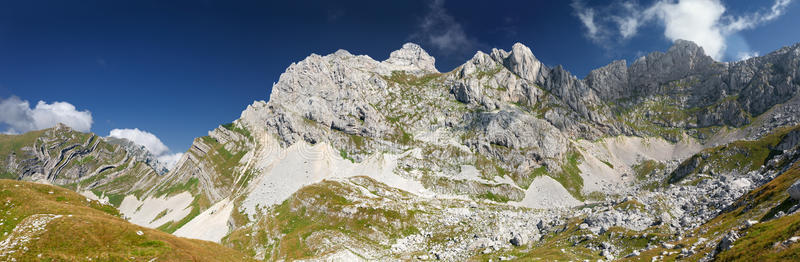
788;179;800;201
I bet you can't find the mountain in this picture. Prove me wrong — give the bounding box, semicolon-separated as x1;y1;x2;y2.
2;40;800;261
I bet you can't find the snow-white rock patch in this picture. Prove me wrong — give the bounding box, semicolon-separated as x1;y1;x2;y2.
174;198;234;242
517;176;582;209
240;137;429;216
118;192;194;229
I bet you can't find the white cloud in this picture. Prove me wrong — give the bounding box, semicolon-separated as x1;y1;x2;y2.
157;153;184;170
723;0;792;32
736;51;760;61
0;96;93;134
616;16;640;39
412;0;477;54
572;1;604;43
572;0;794;60
644;0;727;58
616;2;641;39
108;128;184;170
109;128;170;156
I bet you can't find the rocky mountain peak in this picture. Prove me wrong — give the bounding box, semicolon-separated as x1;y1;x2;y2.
457;51;499;77
382;42;438;74
629;39;718;93
493;42;546;83
53;123;73;131
668;39;708;57
332;49;354;58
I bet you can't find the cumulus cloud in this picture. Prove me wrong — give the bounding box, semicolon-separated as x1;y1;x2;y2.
572;0;794;60
109;128;183;169
109;128;169;156
0;96;93;134
644;0;728;58
157;153;184;170
412;0;477;55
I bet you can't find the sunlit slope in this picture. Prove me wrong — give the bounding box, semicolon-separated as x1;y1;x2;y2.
0;179;254;261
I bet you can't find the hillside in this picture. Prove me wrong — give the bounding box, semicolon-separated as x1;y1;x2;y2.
0;179;253;261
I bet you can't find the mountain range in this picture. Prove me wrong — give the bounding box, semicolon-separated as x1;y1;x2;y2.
2;39;800;261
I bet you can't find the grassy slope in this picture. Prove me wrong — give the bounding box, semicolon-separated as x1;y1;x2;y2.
0;130;47;158
224;177;421;261
669;125;797;184
0;179;253;261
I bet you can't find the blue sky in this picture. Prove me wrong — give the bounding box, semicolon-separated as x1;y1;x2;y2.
1;0;799;158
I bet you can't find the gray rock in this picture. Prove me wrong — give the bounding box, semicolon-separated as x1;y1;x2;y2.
777;130;800;151
788;179;800;200
382;43;439;75
715;231;739;253
509;234;527;246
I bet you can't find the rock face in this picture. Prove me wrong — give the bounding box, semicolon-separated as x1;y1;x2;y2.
104;137;170;174
777;129;800;151
382;43;439;75
715;231;740;253
0;124;162;194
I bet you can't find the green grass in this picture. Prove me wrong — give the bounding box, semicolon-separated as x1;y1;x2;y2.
384;71;441;86
600;160;614;169
633;160;665;180
90;189;127;207
237;177;419;261
474;65;503;80
350;134;365;149
586;191;606;201
150;209;170;224
615;199;646;211
156;194;209;234
718;212;800;261
0;129;46;157
198;136;247;189
551;151;585;201
0;170;17;180
339;149;355;163
513;165;547;190
156;177;199;197
106;193;125;207
670;125;797;183
222;122;252;139
74;155;95;166
477;191;511;203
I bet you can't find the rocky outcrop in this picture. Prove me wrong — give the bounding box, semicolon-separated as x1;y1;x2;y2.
777;129;800;151
587;60;629;100
105;137;169;174
715;231;739;254
788;179;800;201
492;43;547;84
629;40;716;94
381;43;439;75
0;124;162;195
